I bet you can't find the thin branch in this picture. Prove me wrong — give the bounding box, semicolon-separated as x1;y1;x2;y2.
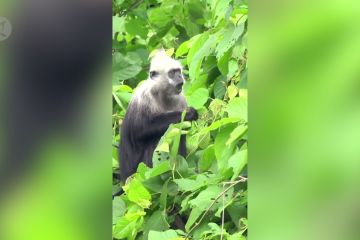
185;177;247;239
220;183;225;240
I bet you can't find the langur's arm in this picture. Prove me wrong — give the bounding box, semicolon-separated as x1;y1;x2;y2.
137;108;198;141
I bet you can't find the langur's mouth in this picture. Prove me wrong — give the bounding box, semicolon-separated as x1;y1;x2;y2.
175;83;183;93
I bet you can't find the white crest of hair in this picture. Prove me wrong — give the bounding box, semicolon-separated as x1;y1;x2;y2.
130;49;187;115
150;49;183;73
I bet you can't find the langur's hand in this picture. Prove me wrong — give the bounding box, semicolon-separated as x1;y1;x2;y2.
185;107;198;121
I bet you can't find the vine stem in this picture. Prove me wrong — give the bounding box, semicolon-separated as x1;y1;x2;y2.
220;183;225;240
185;176;248;239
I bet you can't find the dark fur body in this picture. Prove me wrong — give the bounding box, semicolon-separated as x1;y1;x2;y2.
119;80;198;182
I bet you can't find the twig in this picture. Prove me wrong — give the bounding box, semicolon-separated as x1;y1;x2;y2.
220;183;225;240
185;177;247;239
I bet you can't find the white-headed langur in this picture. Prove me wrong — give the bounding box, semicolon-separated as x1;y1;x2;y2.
119;50;198;182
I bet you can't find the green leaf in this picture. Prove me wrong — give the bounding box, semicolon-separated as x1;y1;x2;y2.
187;33;209;66
198;131;211;149
228;149;247;180
214;124;237;169
148;7;173;29
125;16;148;39
113;84;133;93
226;96;248;121
209;99;225;115
176;35;202;58
112;197;126;225
113;16;125;38
145;161;171;179
113;210;145;240
213;0;232;26
123;178;152;208
228;58;239;78
166;48;175;57
227;201;247;228
214;187;235;217
188;185;222;212
186;88;209;109
185;207;203;232
186;133;199;154
180;192;196;213
174;174;208;192
216;24;244;59
143;211;170;239
159;179;170;210
189;33;218;81
228;233;246;240
113;52;142;82
116;91;132;104
199;118;240;135
217;50;231;75
226;124;248;145
227;83;239;99
184;73;208;96
148;229;179;240
199;145;215;172
176;40;190;57
213;76;227;99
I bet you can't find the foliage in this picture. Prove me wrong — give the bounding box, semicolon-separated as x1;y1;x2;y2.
112;0;248;239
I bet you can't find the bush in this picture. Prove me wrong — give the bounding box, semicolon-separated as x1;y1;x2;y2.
112;0;248;239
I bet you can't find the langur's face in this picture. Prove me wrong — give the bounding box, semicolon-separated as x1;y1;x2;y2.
149;67;184;95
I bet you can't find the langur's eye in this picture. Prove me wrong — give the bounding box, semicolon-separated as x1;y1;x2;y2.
150;71;159;79
168;68;181;79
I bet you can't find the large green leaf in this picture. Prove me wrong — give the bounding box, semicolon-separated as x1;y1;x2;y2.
214;124;237;169
187;32;209;66
199;118;240;135
188;185;222;212
226;124;248;145
112;197;126;225
148;230;179;240
226;96;248;121
123;178;152;208
125;16;148;39
228;149;247;180
186;88;209;109
113;210;145;240
189;33;218;81
142;211;170;239
113;52;142;83
145;161;171;179
113;16;125;38
199;145;216;172
185;207;203;232
174;174;208;192
213;0;232;26
216;23;245;59
213;75;227;99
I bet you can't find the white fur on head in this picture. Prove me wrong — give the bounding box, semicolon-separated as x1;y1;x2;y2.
150;49;182;73
130;49;187;114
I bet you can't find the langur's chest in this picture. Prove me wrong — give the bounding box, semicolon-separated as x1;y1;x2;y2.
156;96;186;112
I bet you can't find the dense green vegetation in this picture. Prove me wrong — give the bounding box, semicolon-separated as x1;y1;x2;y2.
112;0;248;239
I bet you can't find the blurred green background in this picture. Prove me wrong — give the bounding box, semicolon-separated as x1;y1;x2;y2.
251;0;360;240
0;0;360;239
